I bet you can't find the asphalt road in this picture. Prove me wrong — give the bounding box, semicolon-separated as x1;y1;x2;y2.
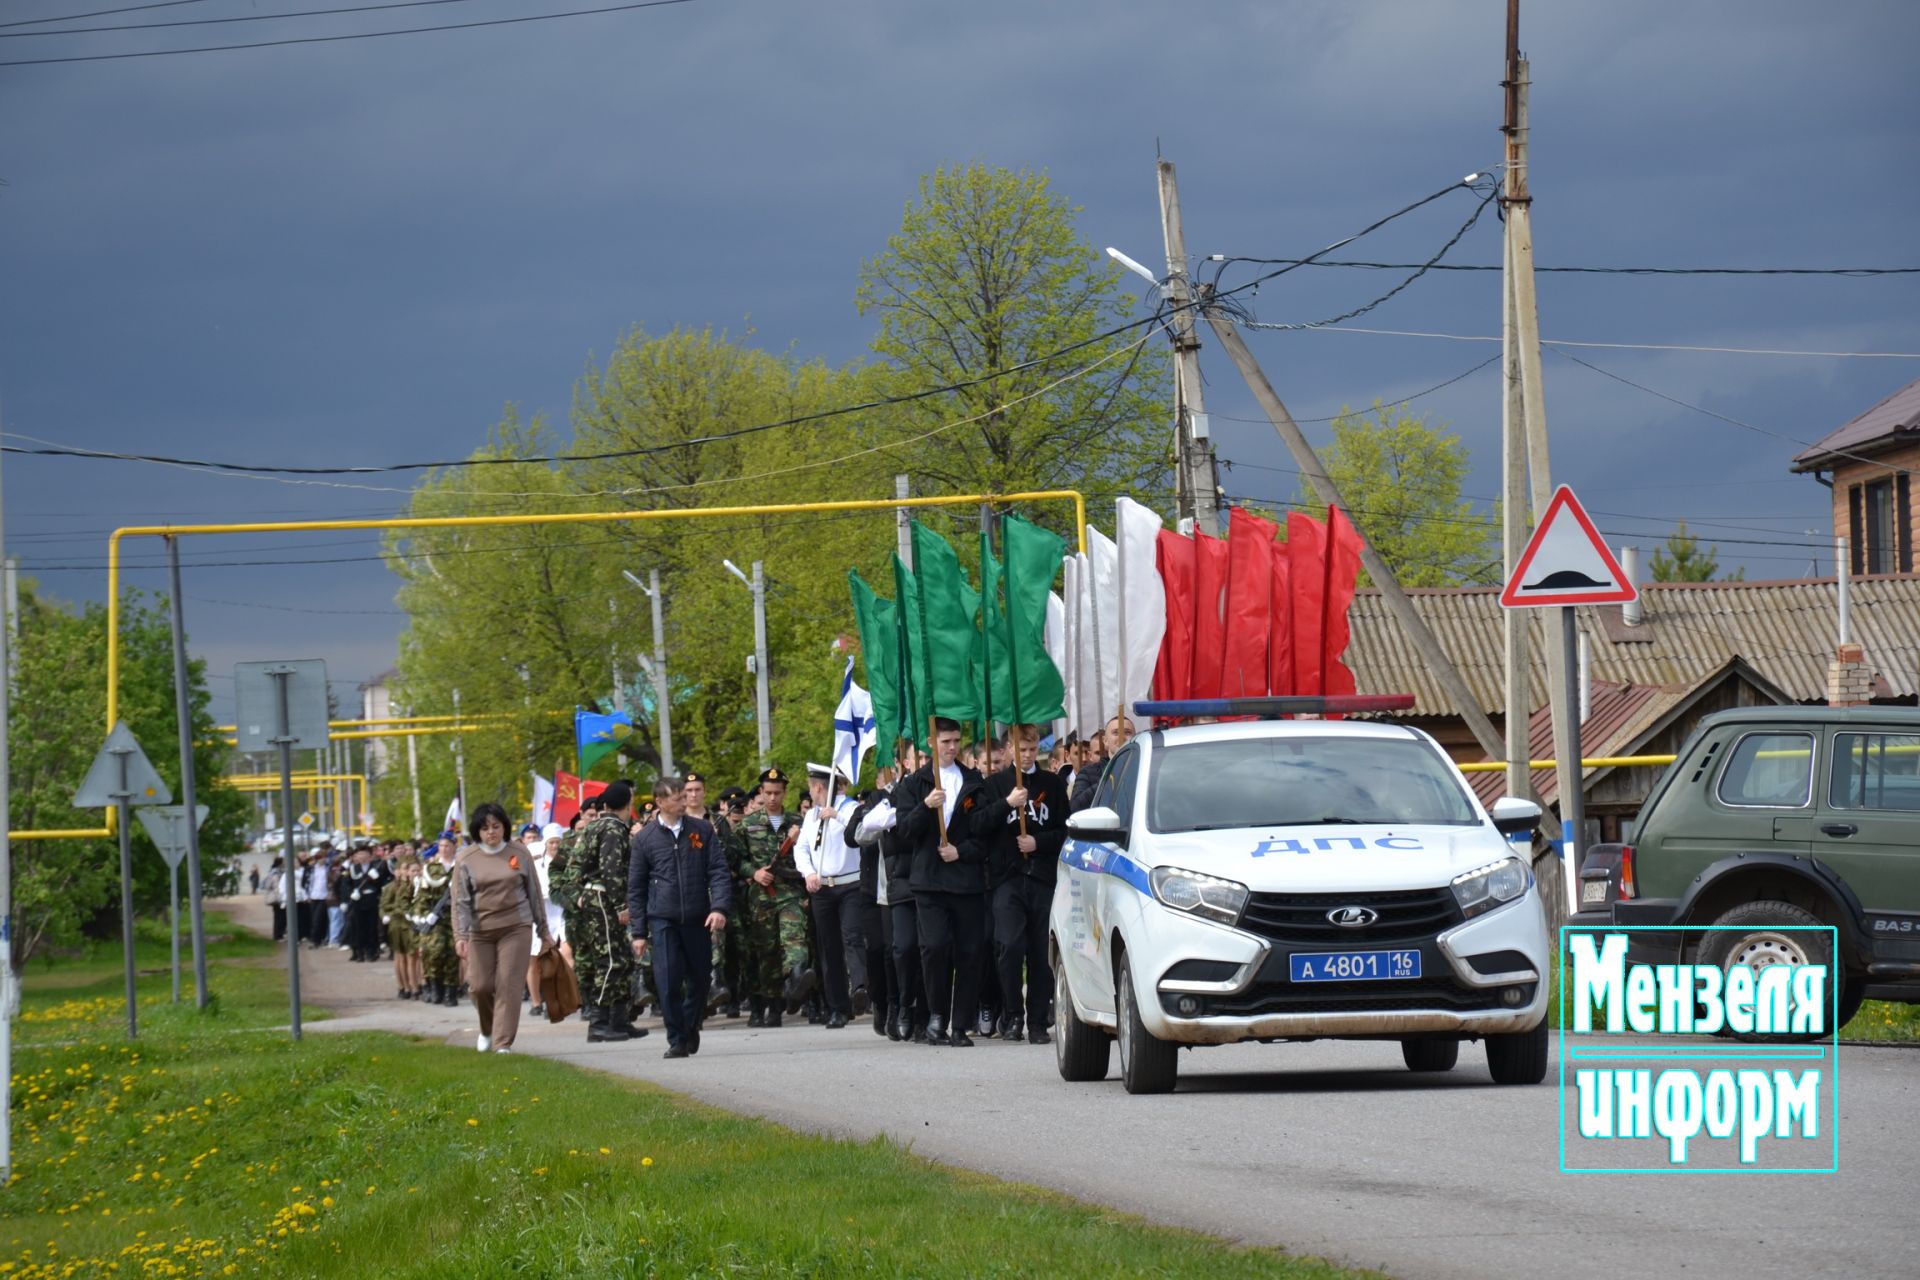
219;898;1916;1280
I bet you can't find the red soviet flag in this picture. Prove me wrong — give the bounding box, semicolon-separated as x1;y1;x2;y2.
1153;529;1195;700
1221;507;1277;697
1322;505;1366;709
1288;511;1328;696
1268;539;1292;696
1190;529;1229;699
552;771;608;827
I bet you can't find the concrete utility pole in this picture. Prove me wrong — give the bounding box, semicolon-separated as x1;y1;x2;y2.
450;687;467;827
1502;0;1579;867
1157;159;1222;537
894;474;913;568
622;569;673;774
404;711;422;839
724;559;772;763
164;537;210;1008
1206;313;1508;762
0;415;14;1180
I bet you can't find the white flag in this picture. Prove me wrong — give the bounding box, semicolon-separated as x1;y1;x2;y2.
1044;590;1069;743
1061;554;1082;738
443;795;462;834
831;656;876;786
1115;497;1167;708
1084;528;1121;729
531;774;555;828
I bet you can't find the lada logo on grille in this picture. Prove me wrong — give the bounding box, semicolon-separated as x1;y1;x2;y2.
1327;906;1379;928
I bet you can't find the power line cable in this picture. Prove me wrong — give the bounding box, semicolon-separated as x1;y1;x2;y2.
1;0;486;38
0;0;699;66
1260;325;1920;360
0;0;207;29
1210;258;1919;278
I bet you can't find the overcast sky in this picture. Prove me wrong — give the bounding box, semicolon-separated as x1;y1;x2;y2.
2;0;1915;723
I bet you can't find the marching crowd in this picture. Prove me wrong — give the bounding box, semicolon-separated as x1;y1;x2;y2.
260;716;1138;1059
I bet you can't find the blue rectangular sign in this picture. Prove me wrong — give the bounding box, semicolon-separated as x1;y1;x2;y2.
1289;949;1421;982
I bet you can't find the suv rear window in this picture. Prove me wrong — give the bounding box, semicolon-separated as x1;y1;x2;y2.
1716;732;1815;808
1830;732;1920;812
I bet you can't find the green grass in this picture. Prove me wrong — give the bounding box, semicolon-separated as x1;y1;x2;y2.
4;928;1375;1279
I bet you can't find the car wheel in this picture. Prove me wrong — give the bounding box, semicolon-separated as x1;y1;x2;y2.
1053;955;1111;1083
1485;1021;1549;1085
1838;974;1867;1031
1696;900;1836;1042
1401;1037;1459;1073
1117;963;1178;1095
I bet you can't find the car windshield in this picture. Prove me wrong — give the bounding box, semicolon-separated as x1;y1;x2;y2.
1146;735;1481;834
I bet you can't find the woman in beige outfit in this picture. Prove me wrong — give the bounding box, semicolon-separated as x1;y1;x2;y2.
454;803;552;1052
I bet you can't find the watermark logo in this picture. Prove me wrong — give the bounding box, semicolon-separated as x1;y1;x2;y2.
1559;927;1840;1174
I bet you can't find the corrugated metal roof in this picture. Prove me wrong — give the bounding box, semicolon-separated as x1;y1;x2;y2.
1346;576;1920;717
1466;679;1676;808
1791;376;1920;469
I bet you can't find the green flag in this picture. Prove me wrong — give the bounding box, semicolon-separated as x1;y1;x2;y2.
848;570;903;767
909;521;981;731
893;554;931;751
1000;513;1068;724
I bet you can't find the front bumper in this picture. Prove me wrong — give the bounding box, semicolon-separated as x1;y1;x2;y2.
1133;889;1551;1044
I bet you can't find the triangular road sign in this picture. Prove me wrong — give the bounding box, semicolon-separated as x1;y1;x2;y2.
136;805;209;870
1500;485;1639;609
73;722;173;810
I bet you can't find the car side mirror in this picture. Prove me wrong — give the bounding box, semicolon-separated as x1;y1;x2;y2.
1490;797;1542;837
1067;806;1127;845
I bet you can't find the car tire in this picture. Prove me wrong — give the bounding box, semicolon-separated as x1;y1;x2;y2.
1117;963;1178;1095
1838;975;1867;1031
1401;1037;1459;1073
1485;1021;1548;1085
1053;955;1111;1083
1696;900;1837;1042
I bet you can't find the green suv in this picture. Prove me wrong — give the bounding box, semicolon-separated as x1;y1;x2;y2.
1574;706;1920;1029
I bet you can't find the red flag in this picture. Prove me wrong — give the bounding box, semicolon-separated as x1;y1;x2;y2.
1153;529;1195;700
1288;511;1327;696
1322;505;1366;707
552;771;608;827
1221;507;1277;697
1268;541;1293;696
1190;529;1229;699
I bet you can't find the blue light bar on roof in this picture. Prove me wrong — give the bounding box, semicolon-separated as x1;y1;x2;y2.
1132;695;1416;719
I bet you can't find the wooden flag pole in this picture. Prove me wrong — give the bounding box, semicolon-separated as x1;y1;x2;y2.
929;714;947;844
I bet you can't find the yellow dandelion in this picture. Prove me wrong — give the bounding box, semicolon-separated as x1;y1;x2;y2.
466;1119;479;1128
598;1147;610;1156
641;1157;653;1167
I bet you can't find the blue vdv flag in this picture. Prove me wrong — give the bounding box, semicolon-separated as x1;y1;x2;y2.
575;707;633;772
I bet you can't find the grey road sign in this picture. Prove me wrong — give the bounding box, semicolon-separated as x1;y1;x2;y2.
232;660;331;753
136;805;209;870
73;722;171;810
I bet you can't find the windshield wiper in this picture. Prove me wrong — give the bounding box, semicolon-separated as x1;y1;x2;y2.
1184;817;1371;831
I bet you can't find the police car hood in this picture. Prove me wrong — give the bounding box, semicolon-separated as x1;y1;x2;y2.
1141;823;1515;893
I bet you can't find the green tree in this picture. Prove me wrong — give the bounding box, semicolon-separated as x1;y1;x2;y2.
1305;403;1498;586
857;162;1172;512
9;586;244;962
1649;521;1743;582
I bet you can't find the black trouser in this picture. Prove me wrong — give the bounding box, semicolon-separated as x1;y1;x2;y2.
649;918;712;1049
306;900;330;946
348;903;381;959
271;901;287;941
977;901;1002;1020
862;893;890;1021
810;882;869;1015
993;876;1054;1028
916;889;986;1030
889;899;924;1023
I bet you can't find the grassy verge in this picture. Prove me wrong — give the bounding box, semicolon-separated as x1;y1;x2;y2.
5;927;1374;1279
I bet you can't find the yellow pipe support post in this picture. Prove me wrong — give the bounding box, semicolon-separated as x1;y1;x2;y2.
1456;754;1678;774
8;492;1083;845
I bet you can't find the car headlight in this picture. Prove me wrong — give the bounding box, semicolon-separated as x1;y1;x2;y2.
1450;857;1530;920
1149;866;1249;926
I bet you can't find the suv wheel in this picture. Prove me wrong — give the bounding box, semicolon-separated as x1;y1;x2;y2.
1053;955;1111;1083
1401;1037;1459;1073
1117;964;1178;1095
1485;1021;1549;1085
1697;900;1847;1041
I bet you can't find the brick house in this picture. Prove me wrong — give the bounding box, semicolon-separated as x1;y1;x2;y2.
1791;376;1918;575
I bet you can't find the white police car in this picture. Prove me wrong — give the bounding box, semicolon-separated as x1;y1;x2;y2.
1050;697;1552;1094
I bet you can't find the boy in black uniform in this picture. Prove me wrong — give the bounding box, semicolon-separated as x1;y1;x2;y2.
971;723;1069;1043
894;718;987;1046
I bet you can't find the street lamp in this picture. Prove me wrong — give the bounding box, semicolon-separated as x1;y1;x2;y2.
721;558;771;763
621;569;673;774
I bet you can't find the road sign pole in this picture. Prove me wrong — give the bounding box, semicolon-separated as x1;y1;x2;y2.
1559;604;1585;918
114;750;138;1040
272;670;303;1041
168;861;180;1004
165;536;210;1010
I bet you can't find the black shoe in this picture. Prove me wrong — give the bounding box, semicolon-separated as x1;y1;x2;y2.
924;1015;949;1047
1001;1016;1024;1042
443;989;460;1008
826;1011;848;1030
888;1009;908;1042
424;979;441;1004
949;1029;975;1048
872;1007;891;1037
910;1019;931;1045
783;966;817;1014
398;987;411;1000
851;987;870;1017
588;1019;632;1043
663;1044;690;1059
687;1027;701;1054
1028;1027;1052;1045
721;1002;741;1018
764;1008;783;1028
530;1003;546;1019
747;1002;766;1028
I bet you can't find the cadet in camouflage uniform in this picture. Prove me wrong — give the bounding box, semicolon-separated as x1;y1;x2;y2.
379;854;421;1000
414;839;461;1006
574;782;642;1043
547;801;600;1020
728;767;813;1027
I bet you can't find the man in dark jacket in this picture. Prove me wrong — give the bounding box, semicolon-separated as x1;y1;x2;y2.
896;718;988;1046
629;774;731;1059
972;724;1070;1043
853;748;928;1042
1070;715;1137;812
